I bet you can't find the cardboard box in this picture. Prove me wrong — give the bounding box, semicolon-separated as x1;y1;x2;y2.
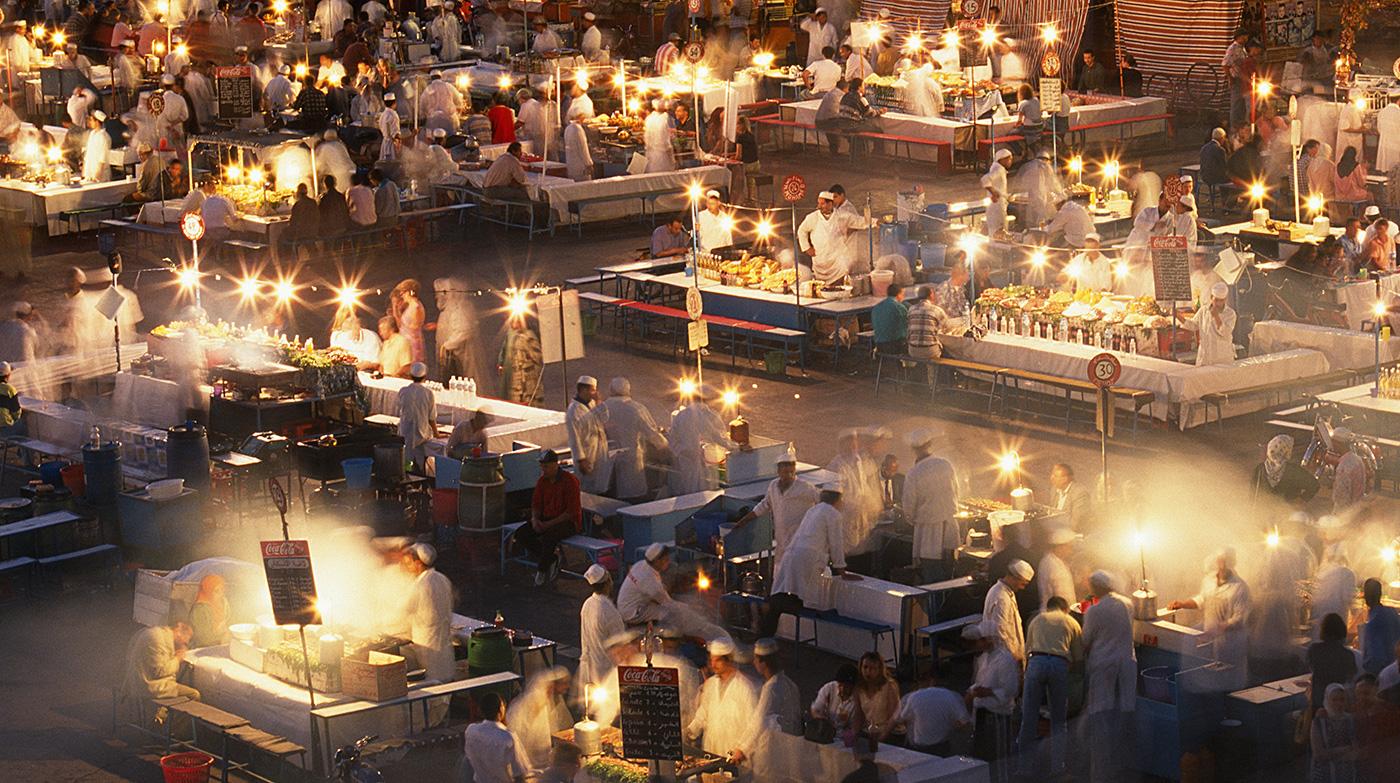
341;651;407;701
132;569;200;627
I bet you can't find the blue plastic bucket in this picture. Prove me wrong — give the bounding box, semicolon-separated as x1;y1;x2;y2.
39;461;65;486
341;458;374;490
82;442;123;505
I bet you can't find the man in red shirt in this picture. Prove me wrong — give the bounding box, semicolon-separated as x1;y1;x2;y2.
513;450;581;585
487;92;516;144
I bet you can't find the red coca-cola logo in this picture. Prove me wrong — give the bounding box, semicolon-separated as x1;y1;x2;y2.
261;540;309;557
618;665;679;686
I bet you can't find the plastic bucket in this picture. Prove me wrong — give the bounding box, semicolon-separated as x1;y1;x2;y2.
60;464;85;497
467;627;514;674
160;752;214;783
82;442;123;506
764;350;786;376
166;422;211;491
39;461;65;487
341;458;374;490
870;269;895;298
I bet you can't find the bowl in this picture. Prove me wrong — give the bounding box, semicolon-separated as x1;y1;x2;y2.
817;286;852;300
146;478;185;500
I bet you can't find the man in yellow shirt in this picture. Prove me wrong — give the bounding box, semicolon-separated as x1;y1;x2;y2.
1017;595;1082;778
0;362;21;433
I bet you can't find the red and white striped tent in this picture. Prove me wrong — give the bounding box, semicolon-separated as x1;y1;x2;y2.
1118;0;1243;97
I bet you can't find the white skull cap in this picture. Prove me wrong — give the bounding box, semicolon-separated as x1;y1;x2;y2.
577;375;597;387
408;543;437;565
584;564;608;584
1008;559;1034;580
1049;528;1076;546
708;638;736;656
645;542;669;562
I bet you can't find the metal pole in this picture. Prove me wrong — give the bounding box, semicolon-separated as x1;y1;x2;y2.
559;289;568;407
298;626;317;709
791;203;800;310
1100;387;1110;495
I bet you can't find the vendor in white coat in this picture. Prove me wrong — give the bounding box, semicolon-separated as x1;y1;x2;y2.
401;543;456;683
743;637;803;777
600;377;668;501
643;100;676;172
798;191;873;284
798;8;839;66
396;362;437;472
564;117;593;181
429;3;463;63
902;428;960;583
618;544;729;642
694;190;734;252
81;111;111;182
667;385;739;495
687;638;760;768
770;483;856;606
980;559;1032;665
982;148;1012;236
505;666;572;770
580;12;606;62
1169;547;1252;685
378;93;402;161
1082;571;1136;783
1037;528;1077;612
733;447;818;568
1065;234;1112;292
1181;282;1236;366
578;565;625;695
566;375;612;494
565;82;595;124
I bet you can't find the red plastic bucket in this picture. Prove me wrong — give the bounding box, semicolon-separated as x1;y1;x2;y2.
432;488;459;525
160;752;214;783
60;464;85;498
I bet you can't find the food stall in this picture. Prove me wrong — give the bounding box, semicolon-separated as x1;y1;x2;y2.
360;374;569;454
1250;320;1400;370
463;164;732;227
0;125;139;233
624;268;882;333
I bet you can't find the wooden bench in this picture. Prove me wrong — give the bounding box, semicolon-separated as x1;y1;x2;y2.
36;543;120;591
165;701;251;783
855;131;954;174
446;184;550;236
618;300;806;374
750;114;819;150
0;556;36;597
60;203;134;234
1063;113;1174;151
796;607;898;667
912;613;983;676
873;353;1006;413
222;725;308;782
565;272;618;292
1200;369;1358;427
562;185;701;236
499;521;624;579
578;291;626;330
996;368;1155;436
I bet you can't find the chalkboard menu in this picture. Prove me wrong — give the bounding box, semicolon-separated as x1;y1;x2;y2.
618;665;683;760
1150;235;1192;302
215;65;255;120
260;539;321;626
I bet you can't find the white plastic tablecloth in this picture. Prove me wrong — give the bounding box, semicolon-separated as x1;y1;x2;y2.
1250;320;1400;370
465;164;731;224
764;731;989;782
630;76;759;114
0;176;137;232
112;371;186;429
777;572;928;661
1331;275;1400;330
359;374;567;451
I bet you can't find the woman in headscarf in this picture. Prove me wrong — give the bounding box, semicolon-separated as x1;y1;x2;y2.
389;279;426;364
1310;682;1359;783
189;574;230;648
1252;435;1319;504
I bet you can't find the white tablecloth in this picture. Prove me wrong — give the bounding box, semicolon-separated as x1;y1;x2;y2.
112;372;186;429
360;374;567;451
1331;275;1400;330
630;76;759;114
1251;320;1400;370
465;164;731;224
777;572;928;661
0;176;138;233
765;732;989;783
941;333;1332;428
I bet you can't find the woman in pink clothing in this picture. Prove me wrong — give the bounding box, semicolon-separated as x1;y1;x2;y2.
390;279;426;364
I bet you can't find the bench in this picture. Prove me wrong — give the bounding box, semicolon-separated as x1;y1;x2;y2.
795;607;898;667
578;291;627;330
750;114;819;151
222;725;308;782
447;184;551;236
0;437;77;486
36;543;120;591
618;300;806;374
565;272;618;292
0;556;36;597
398;203;477;244
996;368;1155;436
60;203;133;234
499;521;624;579
165;701;251;783
1200;369;1358;427
855;131;954;174
101;217;179;238
874;353;1006;413
912;613;983;675
562;186;701;236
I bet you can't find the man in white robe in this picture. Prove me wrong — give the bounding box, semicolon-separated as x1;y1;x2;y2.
798;191;871;284
1181;282;1236;366
733;448;818;567
687;639;759;770
563;118;593;181
400;543;456;683
314;0;352;39
600;377;668;501
617;544;728;642
1082;571;1136;783
798;8;838;66
903;428;960;582
643;101;675;172
982;148;1012;236
1169;547;1251;687
378;93;402;160
505;667;571;770
980;560;1032;665
577;565;624;694
396;363;437;471
81;112;111;182
1037;528;1077;611
566;375;611;494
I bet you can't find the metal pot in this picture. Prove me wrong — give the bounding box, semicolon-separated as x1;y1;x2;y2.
1132;588;1158;621
740;571;766;596
373;441;405;481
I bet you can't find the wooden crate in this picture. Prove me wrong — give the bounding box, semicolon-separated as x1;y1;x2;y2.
341;651;407;701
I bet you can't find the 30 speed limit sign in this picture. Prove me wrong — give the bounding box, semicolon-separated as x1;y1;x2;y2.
1088;353;1121;388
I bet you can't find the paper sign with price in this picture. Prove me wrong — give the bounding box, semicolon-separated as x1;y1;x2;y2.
260;540;320;626
687;319;709;351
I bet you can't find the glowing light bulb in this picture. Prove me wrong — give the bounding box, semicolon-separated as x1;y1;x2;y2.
1266;529;1280;548
687;183;705;202
45;146;61;163
903;33;923;53
156;0;170;14
177;266;200;289
507;291;530;317
1249;182;1266;201
942;30;959;49
612;72;625;87
1041;25;1058;44
33;26;46;40
997;451;1020;474
1306;194;1325;213
1113;261;1129;279
1374;301;1388;318
1255;80;1273;97
697;572;711;591
1355;96;1367;110
721;390;739;407
574;68;589;86
225;165;242;181
755;219;773;238
979;27;997;47
720;213;735;232
627;98;640;113
497;74;512;89
593;686;609;703
752;52;775;69
677;378;698;398
52;31;66;47
249;168;265;185
274;279;295;303
176;43;188;57
295;63;308;79
238;277;260;300
457;74;472;90
1382;546;1397;564
335;286;360;307
272;0;289;13
1102;160;1120;182
1029;250;1047;268
1067;156;1083;174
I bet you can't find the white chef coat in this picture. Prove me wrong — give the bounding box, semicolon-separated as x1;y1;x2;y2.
2;34;32;87
163;50;190;77
263;74;296;112
461;721;530;783
566;398;611;494
751;477;819;565
1377;104;1400;173
1083;592;1136;714
643;110;676;172
1046;200;1095;247
1070;251;1113;292
67;89;97;126
396;380;437;449
378;107;401;160
113;54;142;90
834;200;871;275
971;647;1020;714
421;80;461;121
532;28;563;54
1191;571;1251;674
805;59;842;94
693;207;735;253
123;625;182;699
330;327;381;365
565;92;594;123
982;161;1009;235
688;672;759;759
1311;562;1357;634
827;451;881;556
667;401;736;495
430;14;462;62
1037;551;1075;611
1337;101;1365;160
1183;302;1236;366
82;127;111;182
905;66;944;118
362;0;388;23
314;0;352;39
601;395;667;499
902;454;959;560
158;91;189;150
980;580;1026;663
799;17;838;65
753;671;803;736
564;122;593;181
505;674;573;769
895;686;969;746
578;592;624;689
798;208;864;283
617;559;672;624
771;502;845;603
406;567;455;682
519;98;552;158
581;25;605;62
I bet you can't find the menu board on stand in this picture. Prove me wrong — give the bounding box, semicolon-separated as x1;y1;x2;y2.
617;665;683;760
215;65;255;120
1150;235;1192;302
260;539;321;626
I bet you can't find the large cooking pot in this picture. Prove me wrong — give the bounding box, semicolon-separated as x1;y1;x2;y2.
1132;587;1158;621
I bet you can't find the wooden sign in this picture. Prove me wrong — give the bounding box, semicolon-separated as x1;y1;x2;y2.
215;65;255;120
687;319;709;351
1150;235;1192;302
617;665;683;760
1039;77;1061;110
260;539;321;626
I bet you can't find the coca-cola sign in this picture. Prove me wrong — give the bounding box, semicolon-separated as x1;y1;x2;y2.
617;665;682;760
619;666;679;686
261;539;320;626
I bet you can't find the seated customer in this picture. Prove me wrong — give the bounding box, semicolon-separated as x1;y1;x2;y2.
123;620;199;702
188;575;230;648
446;410;491;458
1200;128;1230;186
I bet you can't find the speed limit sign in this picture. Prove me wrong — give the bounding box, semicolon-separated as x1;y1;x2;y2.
1088;353;1121;388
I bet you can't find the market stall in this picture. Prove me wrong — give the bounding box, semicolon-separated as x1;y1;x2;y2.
0;176;137;234
629;270;881;332
774;571;930;663
1330;274;1400;330
464;164;731;226
1250;319;1400;370
360;374;568;452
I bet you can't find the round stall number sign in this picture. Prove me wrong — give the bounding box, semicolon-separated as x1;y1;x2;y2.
684;41;705;64
686;287;704;319
1042;50;1062;77
781;174;807;203
181;212;205;241
1088;352;1121;388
